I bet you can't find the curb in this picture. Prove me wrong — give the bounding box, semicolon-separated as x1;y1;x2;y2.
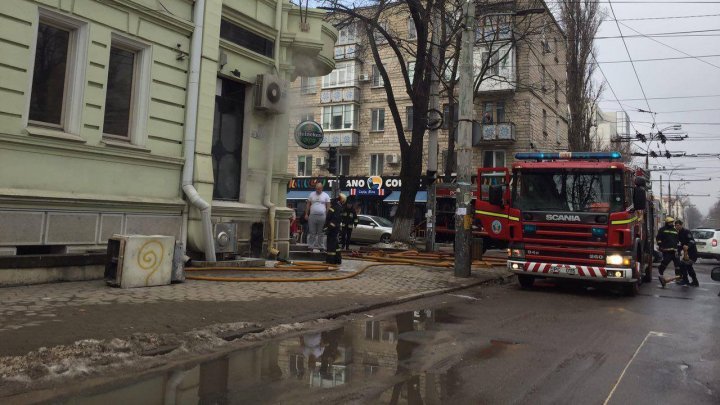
290;270;514;325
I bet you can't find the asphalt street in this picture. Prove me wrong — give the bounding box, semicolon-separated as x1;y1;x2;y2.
9;261;719;404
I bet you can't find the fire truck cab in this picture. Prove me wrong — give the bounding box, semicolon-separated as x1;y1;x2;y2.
475;152;654;295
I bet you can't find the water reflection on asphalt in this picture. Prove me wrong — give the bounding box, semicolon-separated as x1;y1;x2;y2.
61;307;515;404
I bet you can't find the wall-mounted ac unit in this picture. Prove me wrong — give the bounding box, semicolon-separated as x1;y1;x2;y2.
255;74;288;114
214;222;237;254
105;235;175;288
386;154;400;164
316;156;327;166
358;74;370;82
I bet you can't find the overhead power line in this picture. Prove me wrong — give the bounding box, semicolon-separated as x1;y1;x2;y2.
607;0;656;129
611;13;720;21
619;22;720;71
600;94;720;101
595;28;720;39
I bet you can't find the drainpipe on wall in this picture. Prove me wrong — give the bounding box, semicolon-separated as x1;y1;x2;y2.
182;0;216;262
260;0;285;258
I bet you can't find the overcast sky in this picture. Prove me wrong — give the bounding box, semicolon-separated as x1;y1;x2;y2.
587;0;720;215
305;0;720;214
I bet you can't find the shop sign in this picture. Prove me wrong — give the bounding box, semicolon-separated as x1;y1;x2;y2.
294;120;324;150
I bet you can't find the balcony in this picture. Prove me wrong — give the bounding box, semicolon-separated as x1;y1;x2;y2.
320;87;360;103
474;123;516;145
320;130;360;148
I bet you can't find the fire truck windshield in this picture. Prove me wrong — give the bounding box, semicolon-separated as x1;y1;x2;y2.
512;170;623;213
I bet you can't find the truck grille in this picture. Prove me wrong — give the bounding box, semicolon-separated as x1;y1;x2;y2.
523;222;607;265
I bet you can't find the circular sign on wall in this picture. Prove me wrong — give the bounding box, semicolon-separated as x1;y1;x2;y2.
294;120;324;150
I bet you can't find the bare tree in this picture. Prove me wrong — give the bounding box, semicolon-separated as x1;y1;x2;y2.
684;205;703;229
559;0;603;151
319;1;547;241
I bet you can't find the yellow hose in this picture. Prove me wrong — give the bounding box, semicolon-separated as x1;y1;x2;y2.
184;250;506;283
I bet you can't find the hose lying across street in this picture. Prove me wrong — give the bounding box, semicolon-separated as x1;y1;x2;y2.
184;250;507;283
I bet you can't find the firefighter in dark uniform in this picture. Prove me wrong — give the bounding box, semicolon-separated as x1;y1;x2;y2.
324;193;345;264
675;219;699;287
340;199;358;251
656;216;680;286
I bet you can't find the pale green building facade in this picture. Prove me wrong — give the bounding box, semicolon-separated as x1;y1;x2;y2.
0;0;335;281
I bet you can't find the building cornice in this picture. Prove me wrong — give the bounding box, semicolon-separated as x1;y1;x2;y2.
0;188;185;212
98;0;195;34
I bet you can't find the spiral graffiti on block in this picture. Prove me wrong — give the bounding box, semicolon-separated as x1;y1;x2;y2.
137;240;165;285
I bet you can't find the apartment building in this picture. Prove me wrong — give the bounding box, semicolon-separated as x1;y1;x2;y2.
287;0;569;207
0;0;335;283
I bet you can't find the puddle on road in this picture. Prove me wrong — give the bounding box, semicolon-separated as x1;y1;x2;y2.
33;308;517;404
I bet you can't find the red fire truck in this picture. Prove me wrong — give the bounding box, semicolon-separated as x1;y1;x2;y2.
475;152;655;295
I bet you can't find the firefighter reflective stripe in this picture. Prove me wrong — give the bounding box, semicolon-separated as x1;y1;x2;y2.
610;217;638;225
523;262;608;277
475;210;520;221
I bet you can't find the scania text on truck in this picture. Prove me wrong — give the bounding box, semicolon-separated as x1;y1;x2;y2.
475;152;656;295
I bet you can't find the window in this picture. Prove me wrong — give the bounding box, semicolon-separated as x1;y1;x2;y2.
338;154;350;175
483;150;505;168
554;79;559;102
297;155;313;176
365;321;381;340
406;106;413;130
300;112;314;122
442;149;457;173
442;103;457;129
407;61;416;84
337;23;357;45
542;109;548;136
407;18;417;40
103;35;150;143
483;102;493;124
371;65;384;87
370;154;384;176
556;118;560;144
212;78;246;201
373;21;388;44
29;23;69;126
496;101;505;123
300;76;316;94
371;108;385;131
541;66;546;92
103;46;135;138
479;50;499;76
220;19;273;58
28;10;88;133
322;62;356;88
322;104;357;130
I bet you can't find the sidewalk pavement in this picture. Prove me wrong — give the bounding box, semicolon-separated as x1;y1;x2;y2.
0;259;510;357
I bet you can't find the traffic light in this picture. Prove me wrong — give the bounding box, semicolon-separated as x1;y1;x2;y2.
327;147;338;175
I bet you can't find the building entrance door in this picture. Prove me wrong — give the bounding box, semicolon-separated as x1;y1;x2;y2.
212;78;245;201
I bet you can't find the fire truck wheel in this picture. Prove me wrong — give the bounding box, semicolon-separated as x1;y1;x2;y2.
518;274;535;289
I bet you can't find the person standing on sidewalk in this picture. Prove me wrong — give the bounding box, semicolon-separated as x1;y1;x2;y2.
676;219;700;287
657;216;680;287
340;198;358;250
324;193;345;264
305;183;330;252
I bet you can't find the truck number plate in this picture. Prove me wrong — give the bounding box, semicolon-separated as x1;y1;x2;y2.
551;265;577;275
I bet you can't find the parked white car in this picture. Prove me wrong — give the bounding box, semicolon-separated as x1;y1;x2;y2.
351;215;393;244
691;228;720;261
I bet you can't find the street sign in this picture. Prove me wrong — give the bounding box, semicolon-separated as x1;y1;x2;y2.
294;120;324;149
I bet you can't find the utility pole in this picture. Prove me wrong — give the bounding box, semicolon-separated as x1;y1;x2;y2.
426;7;441;253
455;0;475;277
659;175;663;216
668;179;671;218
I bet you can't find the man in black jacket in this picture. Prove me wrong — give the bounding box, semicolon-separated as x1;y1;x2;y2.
340;200;358;250
656;216;680;287
324;194;345;264
675;219;699;286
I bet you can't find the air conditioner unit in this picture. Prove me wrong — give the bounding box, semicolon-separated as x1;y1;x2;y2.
386;153;400;164
105;235;175;288
358;73;370;82
214;222;237;254
316;156;327;166
255;74;288;114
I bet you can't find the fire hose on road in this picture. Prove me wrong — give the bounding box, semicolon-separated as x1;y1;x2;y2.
184;250;506;283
